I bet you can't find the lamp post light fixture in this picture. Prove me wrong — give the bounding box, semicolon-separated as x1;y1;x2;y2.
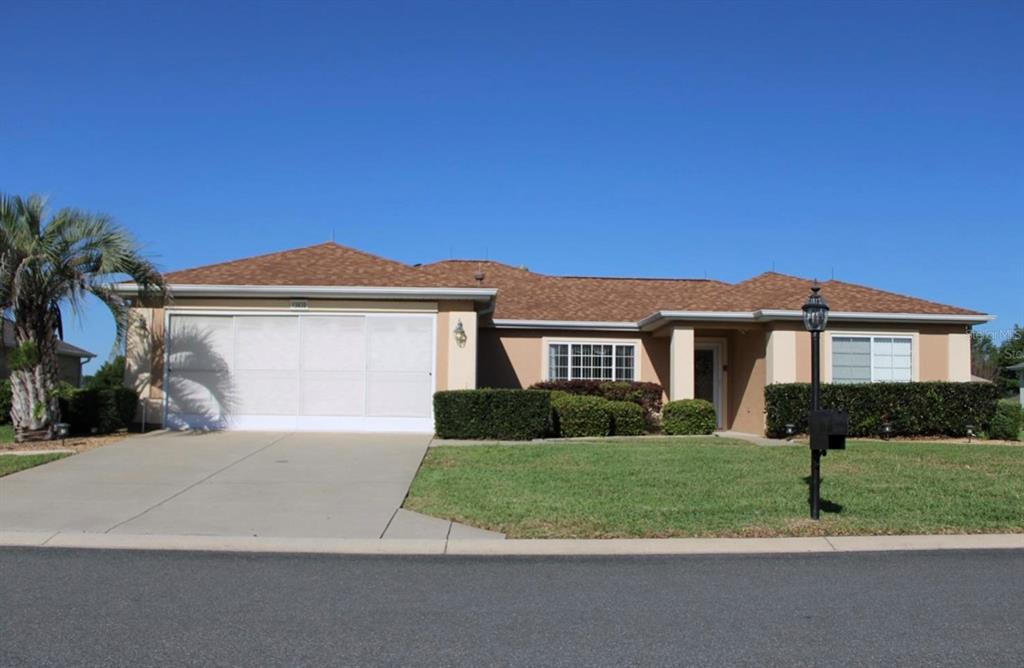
453;319;468;348
802;282;830;520
881;420;893;441
966;425;975;444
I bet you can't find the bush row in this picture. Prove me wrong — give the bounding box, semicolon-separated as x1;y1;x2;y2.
530;380;663;419
434;388;718;440
764;382;1001;438
433;389;552;440
59;387;139;436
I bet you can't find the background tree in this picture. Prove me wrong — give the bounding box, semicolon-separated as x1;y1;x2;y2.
86;355;126;390
971;331;1000;382
996;325;1024;397
0;193;164;441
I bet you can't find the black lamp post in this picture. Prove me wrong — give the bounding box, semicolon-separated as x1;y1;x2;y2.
802;282;830;519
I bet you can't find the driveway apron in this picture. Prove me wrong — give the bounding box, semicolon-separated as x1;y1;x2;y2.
0;431;431;539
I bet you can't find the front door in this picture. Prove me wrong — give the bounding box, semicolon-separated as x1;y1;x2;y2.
694;343;724;429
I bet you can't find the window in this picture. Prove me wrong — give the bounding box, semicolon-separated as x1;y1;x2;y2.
832;336;912;384
547;342;636;381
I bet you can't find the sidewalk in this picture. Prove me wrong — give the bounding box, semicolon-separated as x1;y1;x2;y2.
2;531;1020;556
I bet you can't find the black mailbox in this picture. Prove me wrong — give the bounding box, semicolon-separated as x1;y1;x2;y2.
809;409;848;450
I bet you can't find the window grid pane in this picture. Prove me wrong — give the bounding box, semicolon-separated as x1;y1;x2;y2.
832;335;912;384
548;344;569;381
614;345;635;381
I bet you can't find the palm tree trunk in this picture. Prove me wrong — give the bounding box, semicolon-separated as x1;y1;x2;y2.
10;319;60;443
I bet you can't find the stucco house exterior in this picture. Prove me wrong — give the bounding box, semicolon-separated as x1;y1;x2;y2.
118;242;991;434
1008;362;1024;405
1;318;96;387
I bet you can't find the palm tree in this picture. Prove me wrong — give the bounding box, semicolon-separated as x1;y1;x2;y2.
0;193;164;442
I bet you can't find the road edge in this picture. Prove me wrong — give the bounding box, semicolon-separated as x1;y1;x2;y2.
1;531;1021;556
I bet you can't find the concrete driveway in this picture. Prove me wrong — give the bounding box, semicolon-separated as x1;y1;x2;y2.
0;431;494;540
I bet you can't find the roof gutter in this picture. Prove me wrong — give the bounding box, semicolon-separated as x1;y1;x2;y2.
490;319;640;332
493;310;993;332
113;283;499;303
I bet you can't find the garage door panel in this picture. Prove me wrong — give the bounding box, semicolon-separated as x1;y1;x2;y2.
366;372;432;417
235;317;299;370
168;316;233;371
366;317;433;373
166;370;235;419
301;317;365;371
232;370;300;415
301;371;365;416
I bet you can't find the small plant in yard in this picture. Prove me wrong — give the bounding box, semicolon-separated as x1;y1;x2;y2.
988;400;1022;441
551;393;611;438
662;399;717;435
606;400;645;436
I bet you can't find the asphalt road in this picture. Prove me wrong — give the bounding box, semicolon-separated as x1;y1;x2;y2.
1;548;1022;667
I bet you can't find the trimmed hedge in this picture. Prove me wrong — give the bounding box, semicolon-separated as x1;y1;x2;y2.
531;380;663;418
0;380;10;424
434;389;551;440
58;387;140;436
989;400;1021;441
607;400;645;436
663;399;717;435
551;393;611;438
764;382;1001;438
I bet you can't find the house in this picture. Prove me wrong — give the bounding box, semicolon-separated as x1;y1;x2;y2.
117;242;991;434
1;318;96;387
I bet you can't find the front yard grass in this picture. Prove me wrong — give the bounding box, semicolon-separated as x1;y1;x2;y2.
0;453;70;477
405;438;1024;538
0;424;13;444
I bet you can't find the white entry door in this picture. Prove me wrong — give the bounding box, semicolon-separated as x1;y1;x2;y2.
165;313;435;432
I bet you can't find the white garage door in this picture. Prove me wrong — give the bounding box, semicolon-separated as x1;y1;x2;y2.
164;313;435;432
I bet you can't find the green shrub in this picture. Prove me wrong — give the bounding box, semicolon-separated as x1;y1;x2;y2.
606;400;645;436
433;389;551;440
58;387;140;435
764;382;1001;438
551;393;611;438
0;380;11;424
989;400;1021;441
663;399;717;435
531;380;663;420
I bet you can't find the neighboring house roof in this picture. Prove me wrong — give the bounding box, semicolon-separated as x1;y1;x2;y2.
150;242;987;325
1;319;96;359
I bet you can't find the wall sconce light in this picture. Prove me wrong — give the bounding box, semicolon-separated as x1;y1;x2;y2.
453;319;467;348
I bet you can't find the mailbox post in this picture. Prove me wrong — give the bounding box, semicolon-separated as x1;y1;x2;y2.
802;282;847;520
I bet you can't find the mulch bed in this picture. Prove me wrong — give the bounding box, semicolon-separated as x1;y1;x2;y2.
0;432;129;454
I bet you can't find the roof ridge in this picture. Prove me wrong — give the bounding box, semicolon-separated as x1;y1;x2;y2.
165;241;412;278
553;274;726;284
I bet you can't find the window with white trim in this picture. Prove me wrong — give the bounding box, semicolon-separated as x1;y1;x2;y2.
547;342;636;381
832;336;912;384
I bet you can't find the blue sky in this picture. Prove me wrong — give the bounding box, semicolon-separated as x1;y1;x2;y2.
2;0;1021;373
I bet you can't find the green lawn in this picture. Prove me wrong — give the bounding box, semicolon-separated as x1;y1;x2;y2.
405;438;1024;538
0;424;12;444
0;452;69;477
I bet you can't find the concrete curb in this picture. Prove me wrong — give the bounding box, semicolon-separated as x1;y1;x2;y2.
1;531;1020;556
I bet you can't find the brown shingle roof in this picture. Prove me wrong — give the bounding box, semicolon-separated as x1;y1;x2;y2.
163;243;983;320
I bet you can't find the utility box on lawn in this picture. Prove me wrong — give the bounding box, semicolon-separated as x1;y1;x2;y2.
809;409;848;450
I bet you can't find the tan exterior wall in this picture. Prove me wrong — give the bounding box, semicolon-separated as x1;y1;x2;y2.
477;329;670;391
438;301;477;391
724;327;767;434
